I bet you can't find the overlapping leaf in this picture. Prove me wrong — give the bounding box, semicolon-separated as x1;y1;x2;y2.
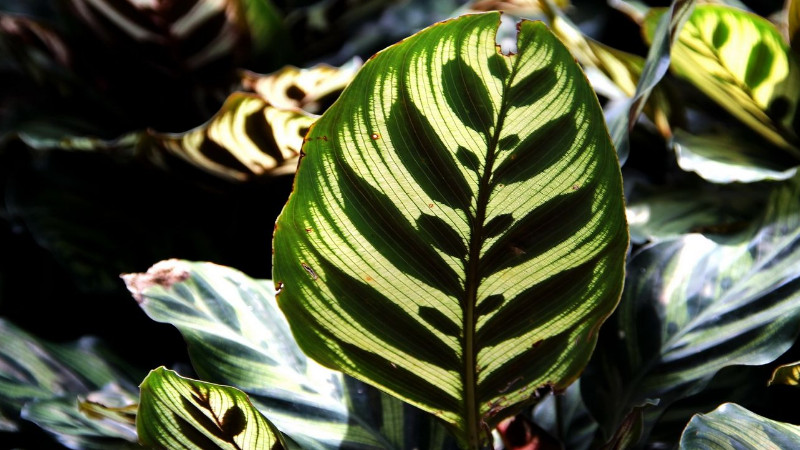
123;259;455;449
679;403;800;449
138;367;286;449
0;319;141;447
644;5;800;154
272;12;628;446
582;172;800;441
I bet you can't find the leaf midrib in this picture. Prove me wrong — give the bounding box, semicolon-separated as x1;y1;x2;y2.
462;47;520;446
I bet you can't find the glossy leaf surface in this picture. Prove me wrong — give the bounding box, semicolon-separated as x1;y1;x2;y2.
645;5;800;154
583;173;800;439
138;367;286;449
124;259;454;449
680;403;800;449
272;12;628;445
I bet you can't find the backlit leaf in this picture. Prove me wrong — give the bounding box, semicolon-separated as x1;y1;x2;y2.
272;12;628;446
137;367;286;449
769;361;800;387
644;5;800;154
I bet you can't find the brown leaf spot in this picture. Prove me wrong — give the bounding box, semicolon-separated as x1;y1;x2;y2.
121;259;190;304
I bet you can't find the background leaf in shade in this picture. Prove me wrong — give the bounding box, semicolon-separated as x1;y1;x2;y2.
138;367;287;450
273;11;628;446
679;403;800;449
644;4;800;155
671;128;799;183
123;259;456;449
582;171;800;443
0;319;142;447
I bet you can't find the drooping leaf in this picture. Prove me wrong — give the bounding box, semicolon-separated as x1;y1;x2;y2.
607;0;695;163
679;403;800;449
144;93;314;182
272;12;628;446
644;5;800;155
583;172;800;441
137;367;286;449
123;259;455;449
671;128;799;183
0;319;142;446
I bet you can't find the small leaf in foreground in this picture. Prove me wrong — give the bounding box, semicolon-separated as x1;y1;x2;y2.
137;367;286;450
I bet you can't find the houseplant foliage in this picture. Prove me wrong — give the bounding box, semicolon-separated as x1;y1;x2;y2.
7;0;800;449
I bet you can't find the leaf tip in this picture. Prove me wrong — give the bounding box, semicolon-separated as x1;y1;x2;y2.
121;259;190;303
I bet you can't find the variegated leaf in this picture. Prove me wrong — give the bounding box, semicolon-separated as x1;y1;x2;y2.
680;403;800;449
583;172;800;441
123;259;455;449
138;367;286;449
644;4;800;154
272;12;628;446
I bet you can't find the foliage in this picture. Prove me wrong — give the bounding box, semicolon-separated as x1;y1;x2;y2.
4;0;800;449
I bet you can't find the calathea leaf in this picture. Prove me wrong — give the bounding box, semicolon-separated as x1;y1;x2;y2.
124;259;455;449
644;5;800;155
138;367;286;449
679;403;800;449
272;11;628;446
582;171;800;442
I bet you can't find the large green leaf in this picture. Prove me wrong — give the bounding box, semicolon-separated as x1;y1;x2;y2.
582;172;800;442
644;5;800;155
138;367;286;449
272;12;628;446
679;403;800;449
123;259;455;449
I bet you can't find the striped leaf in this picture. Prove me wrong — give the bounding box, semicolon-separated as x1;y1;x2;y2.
644;5;800;154
241;60;360;115
582;172;800;441
145;93;314;181
679;403;800;449
272;12;628;446
123;259;455;449
138;367;286;449
769;361;800;387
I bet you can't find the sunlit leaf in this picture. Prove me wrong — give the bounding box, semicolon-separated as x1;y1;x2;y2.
671;128;798;183
272;12;628;446
138;367;286;449
769;361;800;386
644;5;800;154
583;172;800;441
679;403;800;449
123;259;455;449
241;60;361;115
144;93;314;181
